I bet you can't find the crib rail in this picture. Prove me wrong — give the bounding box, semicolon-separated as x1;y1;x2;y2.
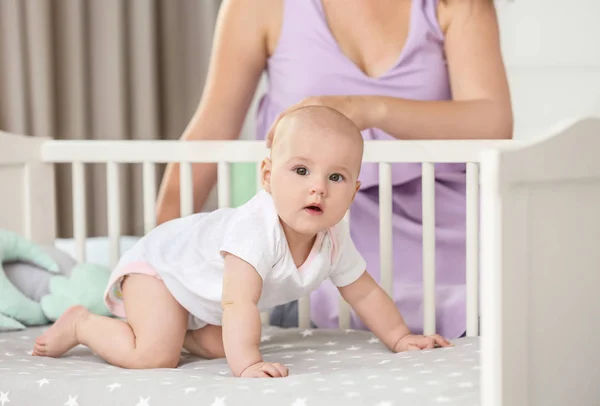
42;139;513;335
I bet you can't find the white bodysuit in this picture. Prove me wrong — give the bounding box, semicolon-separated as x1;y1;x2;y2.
105;190;366;329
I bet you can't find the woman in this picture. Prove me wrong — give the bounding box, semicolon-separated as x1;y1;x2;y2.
156;0;512;339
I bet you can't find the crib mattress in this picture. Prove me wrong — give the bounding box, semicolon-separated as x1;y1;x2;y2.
0;325;480;405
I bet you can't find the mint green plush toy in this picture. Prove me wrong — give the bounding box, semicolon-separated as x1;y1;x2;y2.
41;262;112;321
0;229;113;329
0;230;60;326
0;312;26;330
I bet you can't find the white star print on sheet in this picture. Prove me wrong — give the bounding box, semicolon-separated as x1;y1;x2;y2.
64;395;78;406
106;383;121;392
136;397;150;406
36;378;49;388
291;398;306;406
0;391;9;406
184;388;197;394
211;396;226;406
300;329;313;337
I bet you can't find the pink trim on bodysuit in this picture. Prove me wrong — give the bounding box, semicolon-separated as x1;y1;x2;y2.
298;231;326;272
103;261;161;318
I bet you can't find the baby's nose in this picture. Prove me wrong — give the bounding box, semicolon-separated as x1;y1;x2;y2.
310;179;327;196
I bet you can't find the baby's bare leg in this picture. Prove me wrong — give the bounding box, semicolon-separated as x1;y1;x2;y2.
34;274;189;369
184;324;225;359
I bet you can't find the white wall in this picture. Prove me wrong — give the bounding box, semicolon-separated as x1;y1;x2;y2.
497;0;600;139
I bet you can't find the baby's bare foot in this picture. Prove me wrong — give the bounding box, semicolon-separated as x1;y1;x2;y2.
32;305;90;358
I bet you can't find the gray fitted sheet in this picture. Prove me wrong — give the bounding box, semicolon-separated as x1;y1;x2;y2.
0;325;480;405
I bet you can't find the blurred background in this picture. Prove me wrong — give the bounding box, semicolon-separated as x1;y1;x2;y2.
1;0;599;238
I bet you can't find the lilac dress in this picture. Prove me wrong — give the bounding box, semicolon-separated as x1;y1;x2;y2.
258;0;467;338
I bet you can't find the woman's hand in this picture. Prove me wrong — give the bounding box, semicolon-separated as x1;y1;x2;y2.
265;95;373;147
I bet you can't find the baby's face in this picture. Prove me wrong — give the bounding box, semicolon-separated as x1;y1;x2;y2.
263;123;362;237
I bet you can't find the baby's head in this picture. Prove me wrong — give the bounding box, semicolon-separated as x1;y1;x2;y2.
261;106;363;236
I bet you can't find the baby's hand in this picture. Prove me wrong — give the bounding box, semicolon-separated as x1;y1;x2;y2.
240;361;289;378
394;334;453;352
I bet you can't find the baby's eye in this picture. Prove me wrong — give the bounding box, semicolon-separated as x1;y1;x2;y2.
329;173;344;182
295;167;308;176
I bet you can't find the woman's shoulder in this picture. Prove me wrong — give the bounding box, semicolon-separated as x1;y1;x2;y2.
263;0;284;57
438;0;500;34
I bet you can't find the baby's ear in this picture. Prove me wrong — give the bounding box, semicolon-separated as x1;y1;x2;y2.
260;158;272;193
351;180;361;201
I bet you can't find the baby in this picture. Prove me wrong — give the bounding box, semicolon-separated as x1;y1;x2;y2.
32;105;451;377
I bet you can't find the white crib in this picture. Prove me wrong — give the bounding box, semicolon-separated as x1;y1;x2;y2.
0;117;599;406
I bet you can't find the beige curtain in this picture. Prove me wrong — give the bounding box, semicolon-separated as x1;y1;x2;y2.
0;0;222;238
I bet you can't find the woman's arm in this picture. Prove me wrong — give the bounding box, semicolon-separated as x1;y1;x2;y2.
366;0;513;140
265;0;512;146
156;0;271;224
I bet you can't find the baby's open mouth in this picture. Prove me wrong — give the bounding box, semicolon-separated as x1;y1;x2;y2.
304;205;323;214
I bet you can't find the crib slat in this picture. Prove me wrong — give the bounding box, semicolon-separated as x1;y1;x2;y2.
466;162;479;336
422;162;436;335
107;162;121;269
255;164;270;324
298;296;311;329
260;312;270;325
143;162;156;234
256;162;263;193
338;299;351;329
339;209;352;329
379;163;393;296
179;162;193;217
217;162;231;208
72;161;86;262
